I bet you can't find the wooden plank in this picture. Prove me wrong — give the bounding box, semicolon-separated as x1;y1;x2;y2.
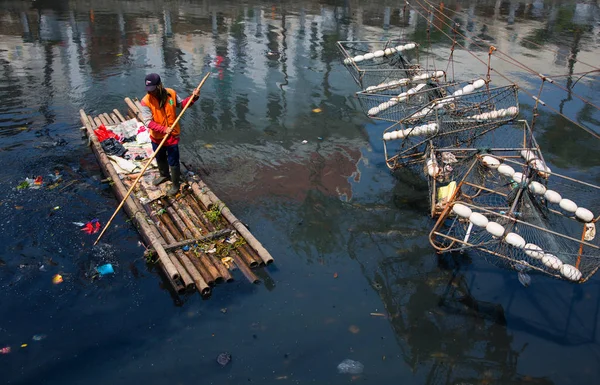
93;116;103;127
103;113;115;125
113;108;126;122
87;115;96;128
125;97;143;122
109;112;120;124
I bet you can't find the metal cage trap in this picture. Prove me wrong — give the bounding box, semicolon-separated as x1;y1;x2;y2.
337;40;421;90
382;82;520;170
427;136;600;283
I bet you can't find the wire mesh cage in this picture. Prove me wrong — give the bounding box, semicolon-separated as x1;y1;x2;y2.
424;120;541;218
427;134;600;283
337;40;421;89
382;83;520;170
356;75;451;122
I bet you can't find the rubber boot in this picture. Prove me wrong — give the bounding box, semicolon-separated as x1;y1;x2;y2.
166;166;181;196
153;156;171;186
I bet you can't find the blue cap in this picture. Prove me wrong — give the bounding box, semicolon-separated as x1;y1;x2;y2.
145;73;161;91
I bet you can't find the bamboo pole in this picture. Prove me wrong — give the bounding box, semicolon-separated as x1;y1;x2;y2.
169;197;202;238
230;251;260;284
189;180;274;265
79;109;180;281
94;116;103;127
165;203;194;239
103;112;115;125
179;194;209;233
184;194;216;231
242;243;264;267
237;246;259;268
94;72;211;245
113;108;126;122
98;114;110;126
163;229;232;252
157;209;184;241
87;115;96;128
110;112;120;124
183;250;216;286
208;253;234;282
125;97;143;121
149;203;209;293
195;250;223;284
172;197;206;237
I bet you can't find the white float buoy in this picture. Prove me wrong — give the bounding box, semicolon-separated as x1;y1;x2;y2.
383;132;392;141
472;79;486;89
486;221;505;237
505;232;526;248
542;254;563;270
507;106;518;115
354;55;365;63
559;198;578;213
575;207;594;223
544;190;562;204
498;164;516;178
512;172;526;184
520;149;538;162
481;155;500;169
528;181;546;195
452;203;472;218
469;212;489;227
560;264;582;281
462;84;475;94
453;89;463;96
373;50;384;58
368;107;380;116
524;243;544;259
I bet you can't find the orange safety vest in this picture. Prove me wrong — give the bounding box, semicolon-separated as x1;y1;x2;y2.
142;88;180;141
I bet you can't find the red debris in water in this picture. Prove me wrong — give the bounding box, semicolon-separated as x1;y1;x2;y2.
34;176;43;185
81;219;102;234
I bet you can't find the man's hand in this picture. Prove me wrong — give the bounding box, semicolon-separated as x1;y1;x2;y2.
192;89;200;101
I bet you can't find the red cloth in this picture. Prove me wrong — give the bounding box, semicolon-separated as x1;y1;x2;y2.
93;124;120;142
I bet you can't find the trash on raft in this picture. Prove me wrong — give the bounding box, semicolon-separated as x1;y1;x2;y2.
337;359;364;374
96;263;114;276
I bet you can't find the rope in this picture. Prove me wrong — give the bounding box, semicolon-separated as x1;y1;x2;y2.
422;0;600;72
405;0;600;140
414;0;600;113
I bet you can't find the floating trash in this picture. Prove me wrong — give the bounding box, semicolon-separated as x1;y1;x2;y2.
337;359;364;374
52;274;63;284
96;263;114;276
518;272;532;287
32;334;47;341
81;219;101;234
0;346;10;354
216;352;232;366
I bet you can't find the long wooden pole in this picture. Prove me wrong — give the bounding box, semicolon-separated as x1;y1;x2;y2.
94;72;211;245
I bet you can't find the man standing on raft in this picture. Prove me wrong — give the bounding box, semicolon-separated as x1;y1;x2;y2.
140;73;200;196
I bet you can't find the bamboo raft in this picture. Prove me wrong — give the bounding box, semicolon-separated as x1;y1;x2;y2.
78;98;274;298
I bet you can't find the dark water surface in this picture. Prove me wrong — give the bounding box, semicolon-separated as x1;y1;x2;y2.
1;0;600;384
